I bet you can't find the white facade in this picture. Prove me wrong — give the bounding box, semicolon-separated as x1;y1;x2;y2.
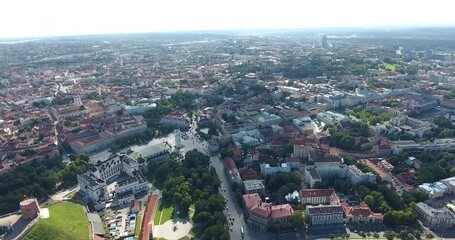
244;180;266;196
260;163;291;176
419;182;448;199
160;116;190;129
415;202;455;229
77;154;149;204
347;165;376;185
306;205;344;225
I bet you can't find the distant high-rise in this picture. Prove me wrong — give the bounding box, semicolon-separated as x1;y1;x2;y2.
321;35;328;48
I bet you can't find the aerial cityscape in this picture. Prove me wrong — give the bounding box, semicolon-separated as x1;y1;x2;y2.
1;7;455;240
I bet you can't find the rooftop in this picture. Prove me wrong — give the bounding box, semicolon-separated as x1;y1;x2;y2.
301;189;334;198
307;205;343;215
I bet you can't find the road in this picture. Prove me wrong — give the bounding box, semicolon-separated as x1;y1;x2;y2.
176;121;272;240
162;121;362;240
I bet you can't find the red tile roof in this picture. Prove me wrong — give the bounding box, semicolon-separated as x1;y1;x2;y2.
341;201;383;220
271;204;294;219
223;158;238;171
250;205;272;218
243;193;262;210
301;189;335;198
243;194;294;220
139;194;159;240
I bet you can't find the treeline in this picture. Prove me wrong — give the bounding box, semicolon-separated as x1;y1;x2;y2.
346;107;391;126
143;91;196;123
144;150;229;240
265;172;301;204
0;154;89;214
327;121;372;151
281;55;377;78
389;152;455;184
358;183;428;227
429;116;455;139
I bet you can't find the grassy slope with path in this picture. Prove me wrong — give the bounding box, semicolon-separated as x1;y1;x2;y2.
24;202;89;240
134;214;142;240
154;199;175;225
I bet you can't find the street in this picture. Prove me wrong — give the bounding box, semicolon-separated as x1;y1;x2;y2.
178;122;272;240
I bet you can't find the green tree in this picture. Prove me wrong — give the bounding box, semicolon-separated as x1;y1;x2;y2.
373;232;380;239
364;195;375;208
205;224;229;240
384;231;396;240
290;210;305;230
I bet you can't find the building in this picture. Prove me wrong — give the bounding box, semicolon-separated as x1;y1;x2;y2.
321;35;328;48
77;154;149;205
127;143;172;162
390;116;434;138
415;202;455;229
51;105;87;120
293;145;312;159
160;115;190;129
306;162;347;181
341;201;383;223
374;137;391;157
418;182;449;199
20;198;41;220
243;180;266;197
124;103;156;115
346;165;376;185
257;112;282;126
316;111;350;125
77;170;109;203
300;189;337;205
68;125;147;153
306;205;344;226
260;163;291;177
224;158;242;185
242;193;294;232
232;129;263;147
305;167;322;188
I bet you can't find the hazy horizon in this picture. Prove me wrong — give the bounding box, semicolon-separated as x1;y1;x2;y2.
1;0;455;38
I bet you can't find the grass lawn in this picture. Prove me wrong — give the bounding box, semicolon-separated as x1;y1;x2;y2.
153;200;174;225
381;63;396;71
134;214;142;240
24;202;89;240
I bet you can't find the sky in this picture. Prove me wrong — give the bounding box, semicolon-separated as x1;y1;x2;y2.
1;0;455;38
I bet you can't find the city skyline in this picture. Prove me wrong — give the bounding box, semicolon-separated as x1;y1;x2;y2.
1;0;455;38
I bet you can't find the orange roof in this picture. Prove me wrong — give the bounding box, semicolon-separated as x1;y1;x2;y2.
243;193;262;210
139;194;159;240
271;204;294;219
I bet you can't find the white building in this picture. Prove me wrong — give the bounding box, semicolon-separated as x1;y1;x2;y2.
300;189;337;205
415;202;455;229
391;116;435;138
418;182;449;199
347;165;376;185
232;129;263;147
160;115;190;129
305;168;322;188
306;205;344;226
257;112;282;126
124;103;156;115
77;171;109;203
77;154;149;205
260;163;291;177
316;111;350;125
243;180;266;197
